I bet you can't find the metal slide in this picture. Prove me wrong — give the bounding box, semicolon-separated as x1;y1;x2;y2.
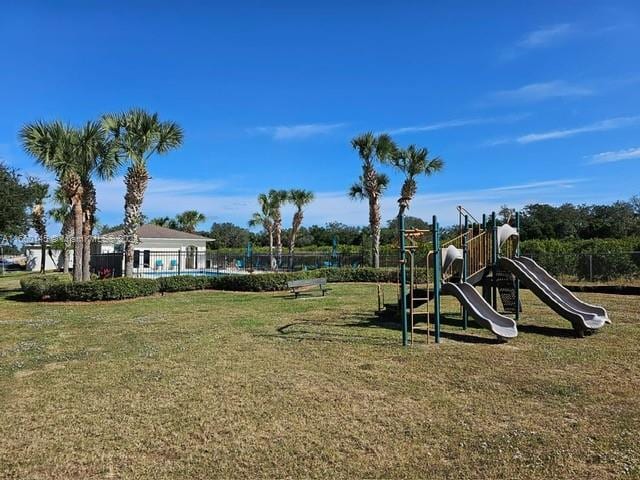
441;282;518;339
499;256;608;334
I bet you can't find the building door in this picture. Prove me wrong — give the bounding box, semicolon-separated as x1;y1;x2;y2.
186;246;197;269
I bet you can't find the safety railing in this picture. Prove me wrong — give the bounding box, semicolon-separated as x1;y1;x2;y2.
466;229;491;279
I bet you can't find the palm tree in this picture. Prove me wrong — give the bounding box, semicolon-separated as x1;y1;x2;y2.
20;121;85;281
387;144;443;216
75;121;121;281
29;183;49;274
150;216;176;229
49;188;73;274
249;193;276;270
175;210;206;233
287;189;314;270
349;132;398;268
266;189;289;262
103;109;184;277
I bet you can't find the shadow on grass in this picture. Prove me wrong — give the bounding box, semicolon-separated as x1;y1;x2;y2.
344;309;579;342
0;290;31;302
517;323;575;338
265;312;506;346
255;320;395;346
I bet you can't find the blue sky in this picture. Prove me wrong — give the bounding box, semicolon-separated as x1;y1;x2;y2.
1;1;639;231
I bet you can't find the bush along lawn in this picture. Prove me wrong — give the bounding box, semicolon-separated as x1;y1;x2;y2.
20;267;417;301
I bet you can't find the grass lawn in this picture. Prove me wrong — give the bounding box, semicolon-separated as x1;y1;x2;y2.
0;274;638;479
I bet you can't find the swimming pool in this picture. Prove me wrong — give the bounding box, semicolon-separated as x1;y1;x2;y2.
133;269;250;278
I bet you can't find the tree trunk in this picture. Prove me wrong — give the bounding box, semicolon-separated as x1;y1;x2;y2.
123;164;150;277
32;203;48;274
269;229;276;270
59;172;84;281
71;190;84;282
82;181;96;281
274;218;283;262
369;195;381;268
62;212;73;274
40;242;46;274
363;165;382;268
288;210;303;271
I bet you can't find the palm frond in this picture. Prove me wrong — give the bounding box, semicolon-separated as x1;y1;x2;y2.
348;182;366;200
350;132;376;163
289;189;314;209
376;173;390;193
375;133;399;163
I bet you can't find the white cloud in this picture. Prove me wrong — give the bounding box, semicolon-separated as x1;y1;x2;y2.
386;114;528;135
586;147;640;164
502;23;576;60
517;116;640;144
79;174;592;230
518;23;575;48
486;81;593;104
249;123;346;140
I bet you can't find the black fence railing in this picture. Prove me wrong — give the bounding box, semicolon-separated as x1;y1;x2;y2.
90;249;640;282
90;250;402;278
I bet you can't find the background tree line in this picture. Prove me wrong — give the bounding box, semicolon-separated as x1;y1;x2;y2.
206;196;640;251
518;198;640;240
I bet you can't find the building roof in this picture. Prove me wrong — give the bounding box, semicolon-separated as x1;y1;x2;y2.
102;224;210;241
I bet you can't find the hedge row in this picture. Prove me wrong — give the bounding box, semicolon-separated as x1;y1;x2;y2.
20;274;71;299
21;276;159;301
520;237;640;280
20;267;415;302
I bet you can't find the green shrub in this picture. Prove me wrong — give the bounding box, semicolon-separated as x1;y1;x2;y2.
48;277;159;301
20;274;71;300
209;272;309;292
157;275;211;292
19;267;429;301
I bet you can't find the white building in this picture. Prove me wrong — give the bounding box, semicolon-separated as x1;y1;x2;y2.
24;247;73;272
97;224;211;276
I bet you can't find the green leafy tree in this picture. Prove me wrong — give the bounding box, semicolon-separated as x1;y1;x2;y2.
631;195;640;217
349;132;398;268
103;108;184;277
287;189;314;268
210;222;251;248
381;216;430;244
0;163;42;242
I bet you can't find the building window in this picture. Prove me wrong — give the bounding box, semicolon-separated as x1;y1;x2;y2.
143;250;151;268
133;250;140;268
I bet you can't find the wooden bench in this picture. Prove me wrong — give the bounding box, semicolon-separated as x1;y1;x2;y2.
287;278;329;299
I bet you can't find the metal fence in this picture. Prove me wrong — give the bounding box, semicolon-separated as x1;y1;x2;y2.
91;250;375;278
89;249;640;282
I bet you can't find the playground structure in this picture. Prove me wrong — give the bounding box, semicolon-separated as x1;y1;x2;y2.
391;207;610;346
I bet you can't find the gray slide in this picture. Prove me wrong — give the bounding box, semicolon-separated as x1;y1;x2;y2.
441;282;518;339
499;257;608;334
